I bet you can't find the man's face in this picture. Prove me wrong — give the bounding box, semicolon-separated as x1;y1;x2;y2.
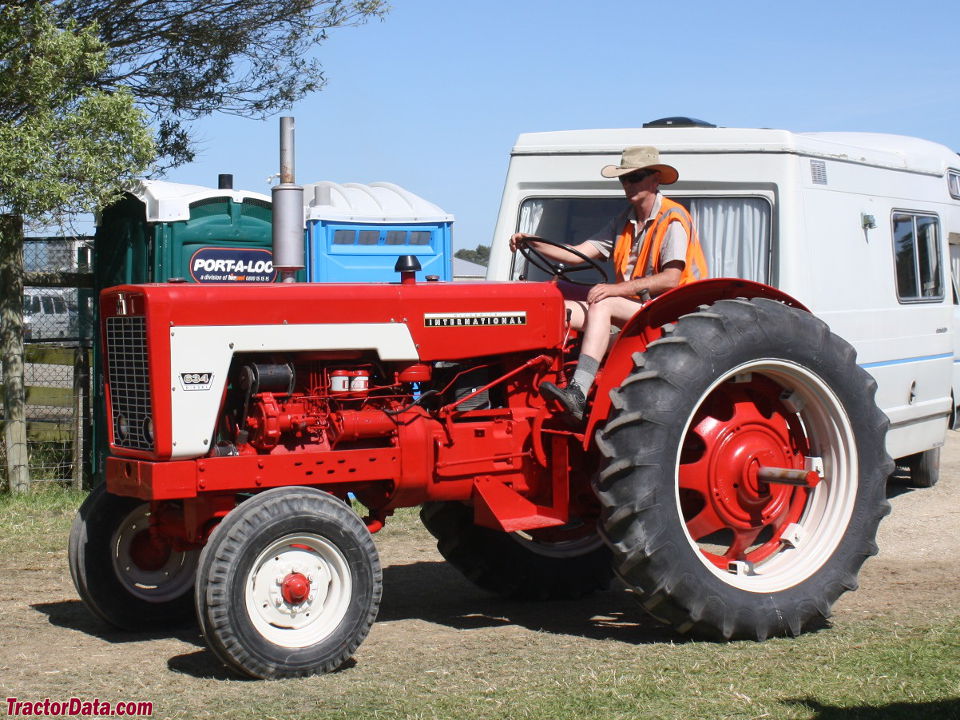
619;169;660;203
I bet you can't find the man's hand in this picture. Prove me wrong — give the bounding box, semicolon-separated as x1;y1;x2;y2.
587;282;637;304
509;232;534;253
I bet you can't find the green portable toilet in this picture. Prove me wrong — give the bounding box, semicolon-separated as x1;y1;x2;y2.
90;179;276;480
94;179;275;289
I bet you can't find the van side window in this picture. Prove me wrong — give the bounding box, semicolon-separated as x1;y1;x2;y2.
42;296;54;313
948;171;960;200
893;212;942;301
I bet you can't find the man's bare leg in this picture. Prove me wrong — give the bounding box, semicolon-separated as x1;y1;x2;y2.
544;296;644;421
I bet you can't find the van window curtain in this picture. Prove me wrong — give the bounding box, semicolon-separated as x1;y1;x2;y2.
513;200;546;279
688;198;771;283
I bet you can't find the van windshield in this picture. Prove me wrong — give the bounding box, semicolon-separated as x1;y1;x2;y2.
513;196;772;284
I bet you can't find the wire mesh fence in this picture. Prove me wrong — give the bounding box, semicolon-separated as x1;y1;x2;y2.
0;237;93;490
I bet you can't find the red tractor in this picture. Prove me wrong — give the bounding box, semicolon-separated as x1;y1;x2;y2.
68;251;891;679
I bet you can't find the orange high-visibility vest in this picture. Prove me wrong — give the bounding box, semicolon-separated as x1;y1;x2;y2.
612;197;708;289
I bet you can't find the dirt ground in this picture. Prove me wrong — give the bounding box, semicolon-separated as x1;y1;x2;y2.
1;433;958;716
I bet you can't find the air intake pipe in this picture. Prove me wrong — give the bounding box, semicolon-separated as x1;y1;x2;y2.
272;117;304;283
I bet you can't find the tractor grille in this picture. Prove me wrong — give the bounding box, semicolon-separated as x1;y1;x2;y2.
106;315;153;451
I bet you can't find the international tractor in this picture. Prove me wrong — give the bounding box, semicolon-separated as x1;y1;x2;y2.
67;252;891;679
68;120;892;679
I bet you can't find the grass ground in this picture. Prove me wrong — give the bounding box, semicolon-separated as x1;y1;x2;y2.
0;487;958;720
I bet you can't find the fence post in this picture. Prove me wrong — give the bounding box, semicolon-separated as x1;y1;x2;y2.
72;345;89;490
0;214;30;493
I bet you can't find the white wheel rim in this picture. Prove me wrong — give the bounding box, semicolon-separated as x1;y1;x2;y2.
110;504;198;602
245;533;353;648
674;359;859;593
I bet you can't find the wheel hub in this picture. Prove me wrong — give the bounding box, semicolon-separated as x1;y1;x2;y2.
280;572;311;605
128;528;172;572
703;416;795;529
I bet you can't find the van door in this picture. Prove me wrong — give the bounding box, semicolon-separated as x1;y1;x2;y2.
952;264;960;429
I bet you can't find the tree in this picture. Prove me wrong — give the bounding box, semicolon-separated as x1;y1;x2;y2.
54;0;390;167
0;2;155;491
454;244;490;267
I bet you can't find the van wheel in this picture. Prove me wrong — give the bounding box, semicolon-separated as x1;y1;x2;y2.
905;448;940;488
195;487;381;678
595;298;892;640
69;484;198;630
421;501;612;600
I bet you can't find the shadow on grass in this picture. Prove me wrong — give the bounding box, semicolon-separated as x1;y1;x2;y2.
166;648;257;680
787;698;960;720
377;559;689;645
31;599;204;646
30;599;241;680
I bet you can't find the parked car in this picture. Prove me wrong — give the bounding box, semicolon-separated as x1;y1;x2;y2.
23;288;70;340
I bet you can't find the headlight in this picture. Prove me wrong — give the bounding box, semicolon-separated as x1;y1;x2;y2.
117;414;129;439
143;417;154;443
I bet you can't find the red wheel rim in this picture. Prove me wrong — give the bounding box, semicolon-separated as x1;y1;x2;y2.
678;375;810;570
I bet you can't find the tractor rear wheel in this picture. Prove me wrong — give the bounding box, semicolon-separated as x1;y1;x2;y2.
68;483;198;630
420;501;612;600
595;298;892;640
195;487;381;678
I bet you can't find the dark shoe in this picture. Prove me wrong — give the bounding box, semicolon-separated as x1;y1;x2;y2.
540;381;586;423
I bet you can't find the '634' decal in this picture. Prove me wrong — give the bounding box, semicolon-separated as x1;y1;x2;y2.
179;372;214;391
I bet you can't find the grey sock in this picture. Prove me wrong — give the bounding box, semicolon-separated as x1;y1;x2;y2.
572;354;600;391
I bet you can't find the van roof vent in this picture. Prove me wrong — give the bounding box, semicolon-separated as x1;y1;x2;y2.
642;116;716;128
810;159;828;185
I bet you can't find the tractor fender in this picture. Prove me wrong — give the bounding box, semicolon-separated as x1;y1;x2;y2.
586;278;810;441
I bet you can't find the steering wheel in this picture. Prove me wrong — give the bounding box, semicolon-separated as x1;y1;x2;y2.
517;235;608;286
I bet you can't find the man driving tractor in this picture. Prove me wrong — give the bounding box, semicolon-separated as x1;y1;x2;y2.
510;145;709;422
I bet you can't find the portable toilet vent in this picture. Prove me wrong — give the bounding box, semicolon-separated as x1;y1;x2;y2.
303;181;454;282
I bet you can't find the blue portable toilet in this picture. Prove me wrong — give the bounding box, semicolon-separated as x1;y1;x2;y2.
303;181;454;282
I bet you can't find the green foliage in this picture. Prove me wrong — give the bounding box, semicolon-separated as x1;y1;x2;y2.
55;0;390;167
0;2;155;226
454;244;491;267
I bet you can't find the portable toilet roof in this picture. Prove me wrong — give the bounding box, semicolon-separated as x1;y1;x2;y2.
127;179;272;223
303;181;454;224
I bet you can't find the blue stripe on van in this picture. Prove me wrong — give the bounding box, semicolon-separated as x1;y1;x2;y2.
859;353;953;369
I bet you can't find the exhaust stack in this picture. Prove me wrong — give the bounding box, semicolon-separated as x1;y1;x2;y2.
272;117;304;283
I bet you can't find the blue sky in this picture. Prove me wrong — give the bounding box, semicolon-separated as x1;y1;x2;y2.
163;0;960;252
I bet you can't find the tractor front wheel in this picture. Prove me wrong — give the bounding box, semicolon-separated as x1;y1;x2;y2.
195;487;382;678
68;483;198;630
595;298;892;640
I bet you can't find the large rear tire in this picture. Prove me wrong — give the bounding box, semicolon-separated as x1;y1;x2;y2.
595;298;892;640
68;483;198;630
420;501;612;600
195;487;382;678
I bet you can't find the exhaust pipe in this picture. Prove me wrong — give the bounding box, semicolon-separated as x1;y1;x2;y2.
272;117;304;283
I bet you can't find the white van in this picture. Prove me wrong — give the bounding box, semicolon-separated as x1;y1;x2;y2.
23;288;70;340
487;118;960;486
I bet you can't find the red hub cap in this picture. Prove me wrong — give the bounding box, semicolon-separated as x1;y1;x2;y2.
678;376;810;569
280;572;311;605
128;530;172;571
